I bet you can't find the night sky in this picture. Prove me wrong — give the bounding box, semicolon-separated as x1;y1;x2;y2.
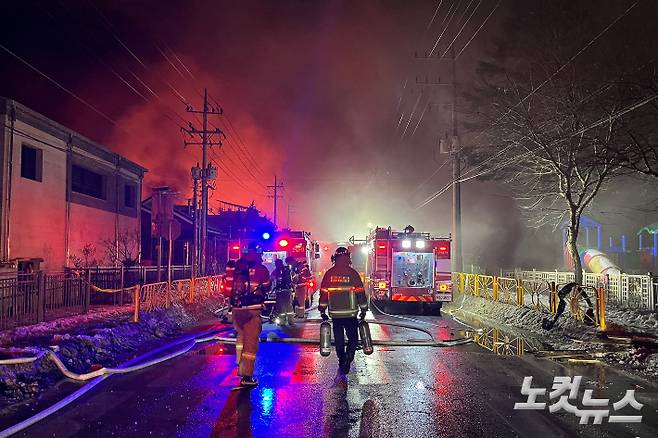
1;1;654;266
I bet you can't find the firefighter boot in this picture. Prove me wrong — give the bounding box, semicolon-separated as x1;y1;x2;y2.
338;353;349;375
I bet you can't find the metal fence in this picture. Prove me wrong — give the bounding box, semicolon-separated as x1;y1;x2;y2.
0;271;88;330
134;276;226;319
503;269;657;311
87;266;192;306
0;265;200;330
454;272;606;328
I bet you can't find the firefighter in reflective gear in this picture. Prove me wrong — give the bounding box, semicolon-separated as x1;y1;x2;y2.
271;258;294;325
220;260;236;323
221;260;236;296
231;242;272;387
319;247;368;375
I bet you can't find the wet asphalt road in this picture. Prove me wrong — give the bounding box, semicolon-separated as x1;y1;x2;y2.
8;307;658;438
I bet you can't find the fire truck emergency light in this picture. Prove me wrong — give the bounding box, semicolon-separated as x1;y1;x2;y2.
231;245;240;251
278;239;289;248
402;239;412;249
415;240;426;249
262;232;271;240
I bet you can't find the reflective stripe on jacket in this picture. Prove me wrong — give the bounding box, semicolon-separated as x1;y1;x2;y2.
318;264;367;318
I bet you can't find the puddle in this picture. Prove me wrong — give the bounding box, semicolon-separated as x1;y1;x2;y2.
194;343;235;356
472;327;529;356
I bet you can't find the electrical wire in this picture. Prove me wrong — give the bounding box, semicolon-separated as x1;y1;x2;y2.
428;0;461;56
441;0;482;58
455;0;500;59
0;43;117;127
424;1;445;34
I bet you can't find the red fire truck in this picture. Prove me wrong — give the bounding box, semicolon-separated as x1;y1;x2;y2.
365;226;452;314
226;229;320;308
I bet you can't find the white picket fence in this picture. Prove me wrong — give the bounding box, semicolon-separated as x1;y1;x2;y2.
503;269;657;311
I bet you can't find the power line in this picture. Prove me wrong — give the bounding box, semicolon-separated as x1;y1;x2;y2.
441;0;482;58
455;0;500;59
0;43;117;127
428;0;461;56
424;1;445;34
416;91;658;209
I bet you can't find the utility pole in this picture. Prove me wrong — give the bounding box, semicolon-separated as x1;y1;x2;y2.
267;175;284;229
182;89;223;275
191;164;201;278
286;201;295;229
414;48;462;272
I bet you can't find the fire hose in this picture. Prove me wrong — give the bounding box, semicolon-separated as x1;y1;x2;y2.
369;298;482;334
0;327;231;438
0;317;471;436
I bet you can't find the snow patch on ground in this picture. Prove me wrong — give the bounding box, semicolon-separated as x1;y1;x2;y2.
448;295;658;380
0;299;226;406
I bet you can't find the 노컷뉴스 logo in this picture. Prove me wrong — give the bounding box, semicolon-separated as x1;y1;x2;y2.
514;376;643;424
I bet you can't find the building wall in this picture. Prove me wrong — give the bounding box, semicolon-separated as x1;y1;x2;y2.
68;203;139;266
8;121;68;270
0;98;146;271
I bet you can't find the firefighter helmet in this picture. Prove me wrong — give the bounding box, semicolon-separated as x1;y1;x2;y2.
247;241;263;253
331;246;351;264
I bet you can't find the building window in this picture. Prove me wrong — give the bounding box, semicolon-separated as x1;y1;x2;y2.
72;165;105;199
20;144;42;182
124;184;136;208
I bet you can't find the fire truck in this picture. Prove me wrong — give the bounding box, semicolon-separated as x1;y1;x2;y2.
226;229;320;308
364;226;452;314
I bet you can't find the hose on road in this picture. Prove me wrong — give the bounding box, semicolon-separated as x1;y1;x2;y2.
369;299;481;335
0;314;472;437
0;327;231;438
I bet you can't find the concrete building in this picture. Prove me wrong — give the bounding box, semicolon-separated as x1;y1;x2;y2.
0;98;147;271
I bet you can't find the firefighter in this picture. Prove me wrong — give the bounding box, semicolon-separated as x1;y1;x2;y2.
220;260;236;324
271;258;294;325
287;256;312;318
319;247;368;375
231;242;272;387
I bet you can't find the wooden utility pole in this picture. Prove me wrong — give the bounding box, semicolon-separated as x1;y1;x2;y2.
414;48;462;272
267;175;284;229
191;164;200;278
182;89;223;275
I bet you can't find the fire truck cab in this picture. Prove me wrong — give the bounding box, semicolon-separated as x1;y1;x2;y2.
366;226;451;314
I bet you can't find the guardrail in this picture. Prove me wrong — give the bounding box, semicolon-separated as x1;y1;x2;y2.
502;269;657;311
453;272;607;329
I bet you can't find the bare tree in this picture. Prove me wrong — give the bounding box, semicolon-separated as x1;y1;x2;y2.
462;1;641;282
101;230;140;267
69;243;99;269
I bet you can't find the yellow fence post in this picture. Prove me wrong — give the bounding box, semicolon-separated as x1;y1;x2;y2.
493;277;499;302
597;286;607;330
516;278;524;306
474;275;480;297
459;273;465;294
549;281;557;314
133;285;140;322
